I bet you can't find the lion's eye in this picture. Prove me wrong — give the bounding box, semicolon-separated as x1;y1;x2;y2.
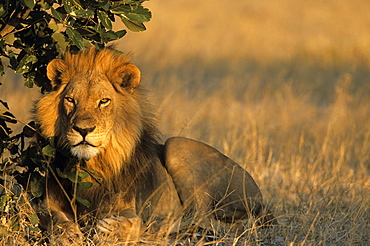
99;98;111;107
65;97;74;104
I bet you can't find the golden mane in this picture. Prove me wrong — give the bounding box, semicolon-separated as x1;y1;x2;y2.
57;48;131;77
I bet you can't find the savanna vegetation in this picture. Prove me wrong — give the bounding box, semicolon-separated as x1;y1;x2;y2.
1;0;369;245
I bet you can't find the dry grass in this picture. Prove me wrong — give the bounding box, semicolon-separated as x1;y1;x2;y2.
1;0;370;245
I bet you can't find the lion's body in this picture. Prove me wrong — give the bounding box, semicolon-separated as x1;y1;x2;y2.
34;47;276;243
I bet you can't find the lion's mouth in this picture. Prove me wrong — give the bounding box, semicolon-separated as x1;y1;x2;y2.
73;141;97;148
70;142;100;161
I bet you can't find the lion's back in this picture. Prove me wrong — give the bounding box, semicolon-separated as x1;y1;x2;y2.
163;137;263;217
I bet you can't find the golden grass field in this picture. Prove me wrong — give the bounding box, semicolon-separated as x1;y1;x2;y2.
1;0;370;245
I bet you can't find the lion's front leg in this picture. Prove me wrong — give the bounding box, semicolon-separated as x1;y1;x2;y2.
38;207;84;245
38;188;84;245
95;214;143;242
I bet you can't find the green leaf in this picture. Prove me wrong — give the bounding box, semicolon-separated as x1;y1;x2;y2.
30;213;39;226
51;7;66;22
0;3;8;18
27;225;40;232
76;195;90;207
64;171;88;183
78;181;93;190
120;16;146;32
42;144;56;157
78;171;89;180
65;158;79;171
30;177;44;197
56;168;67;179
0;195;10;211
98;10;112;30
100;30;119;42
66;27;84;49
48;136;56;148
62;0;81;13
90;0;109;9
65;171;78;183
101;2;110;11
39;0;51;10
116;29;127;39
110;4;129;14
48;22;59;31
78;26;98;37
11;217;20;231
126;6;152;23
3;33;15;45
72;9;94;18
112;5;151;23
23;0;35;9
82;167;103;184
7;50;16;68
15;54;38;74
24;72;36;88
24;79;33;88
52;32;68;51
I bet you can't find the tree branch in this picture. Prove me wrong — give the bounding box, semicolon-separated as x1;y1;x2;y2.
0;7;31;37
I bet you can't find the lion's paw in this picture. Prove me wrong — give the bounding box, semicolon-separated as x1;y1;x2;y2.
96;215;143;242
51;221;84;245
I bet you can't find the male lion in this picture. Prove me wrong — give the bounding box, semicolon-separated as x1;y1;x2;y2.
34;47;276;244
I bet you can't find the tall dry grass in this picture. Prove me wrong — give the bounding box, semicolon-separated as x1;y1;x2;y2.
1;0;369;245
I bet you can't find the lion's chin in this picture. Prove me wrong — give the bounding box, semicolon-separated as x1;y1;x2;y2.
71;145;99;161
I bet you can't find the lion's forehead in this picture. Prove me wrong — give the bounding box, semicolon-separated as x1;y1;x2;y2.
65;78;116;100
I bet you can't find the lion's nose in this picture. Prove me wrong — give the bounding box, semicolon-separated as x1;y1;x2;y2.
73;126;96;138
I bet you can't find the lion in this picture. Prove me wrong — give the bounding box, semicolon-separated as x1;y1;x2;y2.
34;47;277;244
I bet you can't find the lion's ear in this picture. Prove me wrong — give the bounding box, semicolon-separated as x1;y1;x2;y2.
111;64;141;93
47;59;66;89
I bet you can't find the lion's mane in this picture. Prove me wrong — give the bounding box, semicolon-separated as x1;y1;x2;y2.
35;47;159;204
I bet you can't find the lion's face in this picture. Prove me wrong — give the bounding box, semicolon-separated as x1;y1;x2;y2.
36;48;143;161
62;77;117;160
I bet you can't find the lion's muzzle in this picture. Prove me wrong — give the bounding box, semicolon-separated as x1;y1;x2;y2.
69;125;101;161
